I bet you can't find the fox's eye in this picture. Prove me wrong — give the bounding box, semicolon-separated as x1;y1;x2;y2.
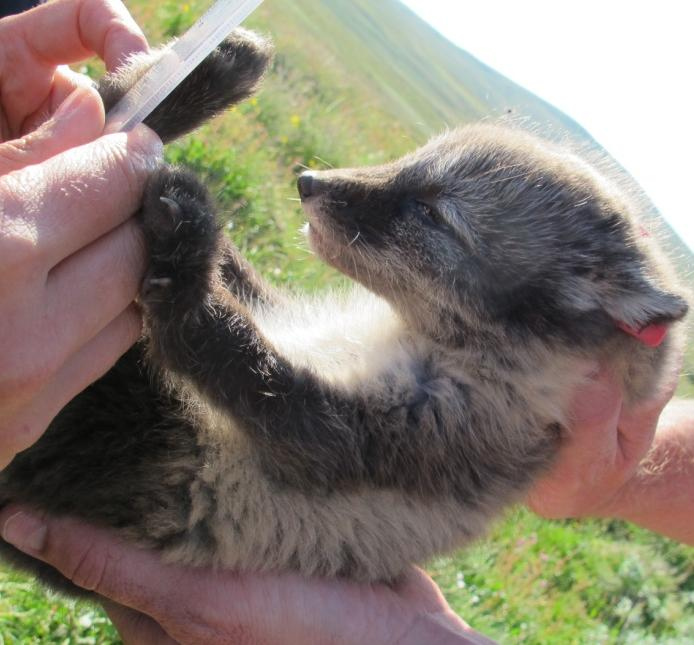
417;201;433;218
415;200;442;224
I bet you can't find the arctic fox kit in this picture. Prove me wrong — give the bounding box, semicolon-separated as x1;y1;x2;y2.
0;30;688;598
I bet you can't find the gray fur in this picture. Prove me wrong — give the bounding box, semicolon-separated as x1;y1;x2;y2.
0;34;688;595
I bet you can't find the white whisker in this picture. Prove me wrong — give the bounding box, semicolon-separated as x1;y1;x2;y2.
313;156;334;169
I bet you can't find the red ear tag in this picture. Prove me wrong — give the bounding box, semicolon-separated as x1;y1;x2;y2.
616;321;668;347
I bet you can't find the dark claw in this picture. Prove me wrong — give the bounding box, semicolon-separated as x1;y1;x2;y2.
146;277;173;289
160;196;182;218
141;276;174;302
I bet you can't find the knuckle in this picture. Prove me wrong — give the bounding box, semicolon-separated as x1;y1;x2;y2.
125;126;163;170
0;172;31;215
0;139;32;168
106;140;155;203
70;133;161;221
0;174;44;275
81;0;145;40
106;17;146;45
0;225;40;277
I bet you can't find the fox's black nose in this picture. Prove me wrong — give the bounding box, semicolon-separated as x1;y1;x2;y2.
297;172;315;200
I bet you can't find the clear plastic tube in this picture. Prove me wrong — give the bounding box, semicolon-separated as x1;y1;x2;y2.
105;0;264;132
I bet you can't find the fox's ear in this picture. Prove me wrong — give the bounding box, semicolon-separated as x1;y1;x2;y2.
561;273;688;345
599;280;688;330
99;29;274;143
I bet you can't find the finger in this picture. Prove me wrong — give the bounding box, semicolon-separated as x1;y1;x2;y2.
525;368;624;518
46;219;146;359
7;0;148;71
19;66;100;135
0;85;104;173
0;508;193;617
0;0;147;136
393;567;451;613
53;66;100;98
564;367;623;458
102;602;177;645
39;304;142;414
0;125;162;269
0;306;141;470
615;350;683;460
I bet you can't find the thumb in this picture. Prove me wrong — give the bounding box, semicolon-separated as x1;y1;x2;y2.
0;85;105;174
568;367;623;436
0;506;187;616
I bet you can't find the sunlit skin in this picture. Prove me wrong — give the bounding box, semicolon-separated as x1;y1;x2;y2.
0;0;157;470
1;2;691;644
0;1;490;642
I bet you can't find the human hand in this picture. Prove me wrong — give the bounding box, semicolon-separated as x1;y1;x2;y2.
0;0;147;139
527;364;679;519
0;0;162;468
0;509;496;645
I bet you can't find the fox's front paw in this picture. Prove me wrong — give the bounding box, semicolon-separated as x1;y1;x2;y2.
140;166;220;315
212;28;274;104
147;29;272;143
99;29;273;143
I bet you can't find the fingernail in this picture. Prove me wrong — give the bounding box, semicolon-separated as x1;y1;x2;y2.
2;511;47;553
132;124;163;155
53;88;89;121
123;124;163;169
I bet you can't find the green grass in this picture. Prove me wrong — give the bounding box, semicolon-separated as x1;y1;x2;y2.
2;0;693;642
0;567;119;643
430;511;694;644
2;514;692;644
